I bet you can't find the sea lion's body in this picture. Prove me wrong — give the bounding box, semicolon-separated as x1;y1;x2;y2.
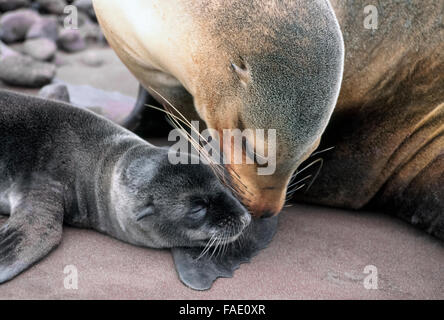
93;0;444;239
0;90;251;284
300;1;444;239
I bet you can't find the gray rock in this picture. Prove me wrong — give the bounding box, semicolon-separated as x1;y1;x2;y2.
0;40;19;59
53;53;69;67
79;21;104;44
39;83;70;102
0;9;40;43
57;28;85;52
35;0;67;14
62;83;135;123
23;38;56;61
0;0;30;12
57;9;90;28
26;16;59;41
80;50;104;67
72;0;95;19
0;54;56;87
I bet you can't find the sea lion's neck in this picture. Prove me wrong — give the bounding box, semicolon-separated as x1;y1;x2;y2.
93;0;199;95
87;135;150;240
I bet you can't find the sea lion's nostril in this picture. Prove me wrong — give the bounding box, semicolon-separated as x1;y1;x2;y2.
242;213;252;227
230;60;250;86
260;210;275;219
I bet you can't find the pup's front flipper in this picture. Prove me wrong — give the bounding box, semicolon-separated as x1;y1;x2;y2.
172;216;278;291
0;186;64;284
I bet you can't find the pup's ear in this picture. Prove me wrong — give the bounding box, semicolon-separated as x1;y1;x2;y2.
136;205;155;221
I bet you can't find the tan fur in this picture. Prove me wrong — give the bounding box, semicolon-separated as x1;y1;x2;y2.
298;1;444;238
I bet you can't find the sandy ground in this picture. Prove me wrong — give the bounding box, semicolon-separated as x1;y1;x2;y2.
0;204;443;299
0;48;443;299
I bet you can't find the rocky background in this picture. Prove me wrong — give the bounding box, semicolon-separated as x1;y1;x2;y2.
0;0;138;123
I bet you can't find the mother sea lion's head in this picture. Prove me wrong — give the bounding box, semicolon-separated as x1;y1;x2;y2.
185;0;344;217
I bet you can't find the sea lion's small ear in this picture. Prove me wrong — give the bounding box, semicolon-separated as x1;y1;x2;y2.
230;59;250;86
136;205;155;221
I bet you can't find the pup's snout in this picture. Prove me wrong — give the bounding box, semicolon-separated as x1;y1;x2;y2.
241;212;252;228
260;210;277;219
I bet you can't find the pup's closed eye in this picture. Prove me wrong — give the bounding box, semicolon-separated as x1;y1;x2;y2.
189;200;207;219
136;205;155;221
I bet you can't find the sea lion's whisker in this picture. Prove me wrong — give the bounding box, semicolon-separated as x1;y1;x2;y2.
305;158;323;192
198;234;217;259
217;231;225;258
285;158;324;201
217;230;228;258
209;235;223;260
196;234;217;260
146;87;218;158
310;146;335;157
225;228;234;254
229;167;241;179
295;157;324;177
146;104;223;172
222;229;230;256
287;174;312;190
197;235;213;260
153;102;236;194
145;103;249;194
145;102;251;206
146;104;245;199
159;107;230;186
214;232;223;259
285;184;306;201
160;107;212;163
147;101;252;203
226;167;251;192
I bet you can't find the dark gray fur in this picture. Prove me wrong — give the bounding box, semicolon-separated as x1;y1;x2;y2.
0;89;256;285
172;216;278;291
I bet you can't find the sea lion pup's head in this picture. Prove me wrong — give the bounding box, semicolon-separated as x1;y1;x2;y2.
111;148;251;248
183;0;344;217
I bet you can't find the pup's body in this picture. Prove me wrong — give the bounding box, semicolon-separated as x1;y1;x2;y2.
0;90;250;284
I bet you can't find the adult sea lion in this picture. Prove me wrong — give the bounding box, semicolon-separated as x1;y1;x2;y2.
93;0;444;239
93;0;345;217
0;89;254;284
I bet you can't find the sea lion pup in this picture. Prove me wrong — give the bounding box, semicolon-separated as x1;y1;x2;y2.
0;90;251;284
92;0;345;217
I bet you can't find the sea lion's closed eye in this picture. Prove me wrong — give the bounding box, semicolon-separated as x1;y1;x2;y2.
136;205;155;221
189;200;207;219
